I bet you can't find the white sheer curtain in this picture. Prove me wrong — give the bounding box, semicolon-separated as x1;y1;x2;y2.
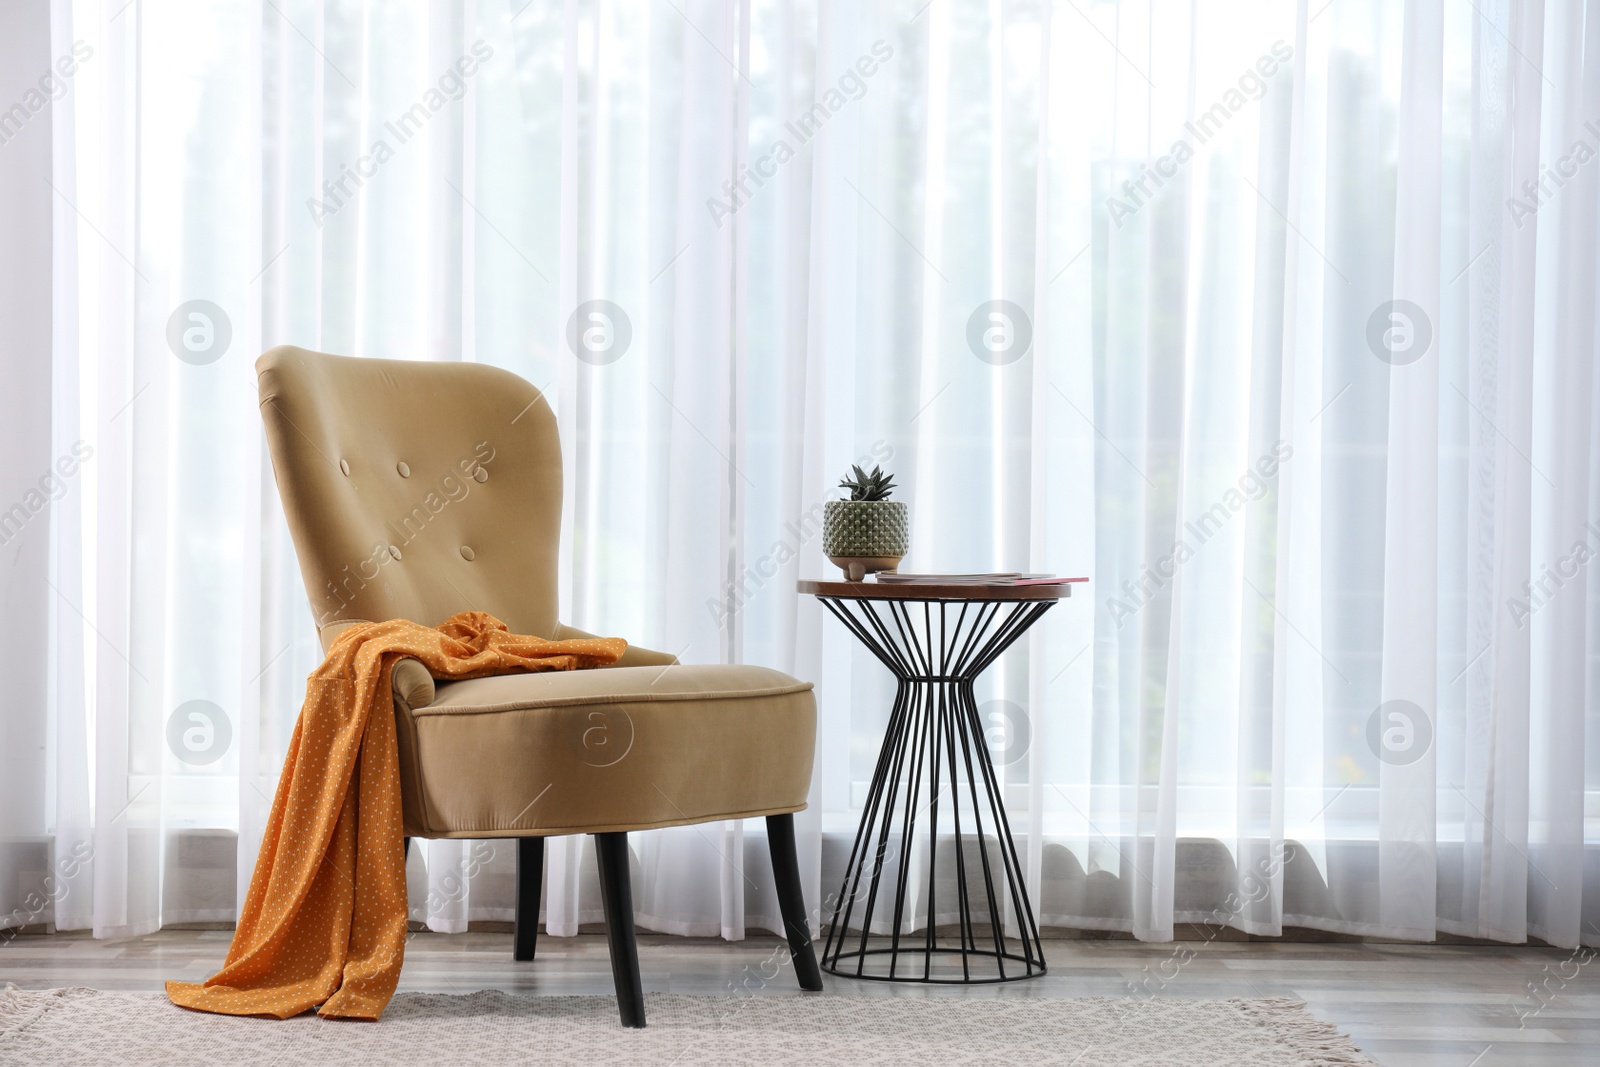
1;0;1596;954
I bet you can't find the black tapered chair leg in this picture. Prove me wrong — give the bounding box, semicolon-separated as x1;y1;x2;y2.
766;813;824;991
595;832;646;1027
513;836;545;962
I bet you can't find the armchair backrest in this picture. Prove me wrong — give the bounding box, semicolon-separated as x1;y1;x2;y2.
256;346;563;639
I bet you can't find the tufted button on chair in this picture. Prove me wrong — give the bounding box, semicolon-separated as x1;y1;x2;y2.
256;346;822;1026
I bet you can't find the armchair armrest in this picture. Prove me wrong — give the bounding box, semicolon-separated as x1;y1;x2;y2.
319;619;436;710
315;619;675;714
391;658;437;710
554;623;679;668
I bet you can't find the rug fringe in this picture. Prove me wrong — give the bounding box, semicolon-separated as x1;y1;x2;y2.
1234;996;1376;1065
0;985;83;1041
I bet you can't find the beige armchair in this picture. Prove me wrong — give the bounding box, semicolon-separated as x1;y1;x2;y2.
256;346;821;1026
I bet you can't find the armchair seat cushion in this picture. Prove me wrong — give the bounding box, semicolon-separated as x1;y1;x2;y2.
394;664;816;838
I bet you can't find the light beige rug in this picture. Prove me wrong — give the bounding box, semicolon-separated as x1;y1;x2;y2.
1;985;1374;1066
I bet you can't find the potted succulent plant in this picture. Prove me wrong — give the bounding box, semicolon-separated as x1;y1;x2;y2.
823;464;909;581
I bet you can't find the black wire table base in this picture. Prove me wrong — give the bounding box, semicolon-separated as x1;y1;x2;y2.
817;593;1055;983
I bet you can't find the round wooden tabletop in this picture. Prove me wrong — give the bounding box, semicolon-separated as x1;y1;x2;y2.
798;578;1079;601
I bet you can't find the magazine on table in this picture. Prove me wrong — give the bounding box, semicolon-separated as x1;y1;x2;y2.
873;572;1088;586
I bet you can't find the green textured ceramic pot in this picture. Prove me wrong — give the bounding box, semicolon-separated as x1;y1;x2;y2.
823;500;909;581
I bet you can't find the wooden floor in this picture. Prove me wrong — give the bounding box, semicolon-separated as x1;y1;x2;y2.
2;928;1596;1065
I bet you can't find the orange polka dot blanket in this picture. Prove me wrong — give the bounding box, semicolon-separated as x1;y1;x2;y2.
166;611;625;1020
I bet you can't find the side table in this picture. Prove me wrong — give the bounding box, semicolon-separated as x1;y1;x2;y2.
799;578;1074;983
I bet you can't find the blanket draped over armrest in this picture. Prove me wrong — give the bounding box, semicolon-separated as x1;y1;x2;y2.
166;611;625;1020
